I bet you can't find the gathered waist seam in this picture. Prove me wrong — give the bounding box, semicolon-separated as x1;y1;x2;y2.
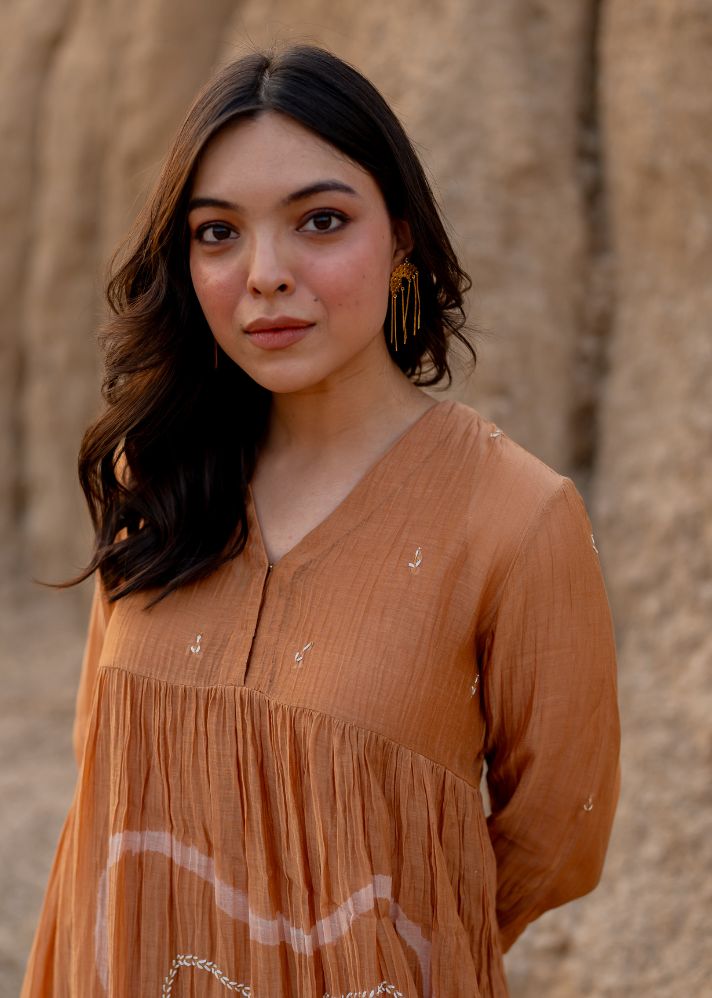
96;663;481;792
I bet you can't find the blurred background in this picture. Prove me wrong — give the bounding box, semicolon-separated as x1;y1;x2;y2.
1;1;710;995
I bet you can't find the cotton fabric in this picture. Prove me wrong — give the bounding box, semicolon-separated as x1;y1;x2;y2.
21;399;620;997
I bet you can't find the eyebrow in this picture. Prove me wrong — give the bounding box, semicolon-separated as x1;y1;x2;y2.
187;180;361;215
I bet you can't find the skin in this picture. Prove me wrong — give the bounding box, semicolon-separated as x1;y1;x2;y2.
187;110;437;563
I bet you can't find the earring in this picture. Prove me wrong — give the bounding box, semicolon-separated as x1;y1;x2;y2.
389;258;421;352
213;339;219;370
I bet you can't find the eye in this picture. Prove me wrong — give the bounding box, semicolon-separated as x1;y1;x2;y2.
299;210;348;233
193;222;238;244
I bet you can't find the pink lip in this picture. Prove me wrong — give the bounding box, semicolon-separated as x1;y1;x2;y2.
244;316;313;333
245;323;315;350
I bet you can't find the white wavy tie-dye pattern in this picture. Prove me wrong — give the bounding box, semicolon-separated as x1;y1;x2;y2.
96;830;432;995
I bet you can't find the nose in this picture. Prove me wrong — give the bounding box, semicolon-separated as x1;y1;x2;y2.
246;234;295;297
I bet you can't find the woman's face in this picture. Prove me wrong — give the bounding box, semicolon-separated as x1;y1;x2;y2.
187;111;411;395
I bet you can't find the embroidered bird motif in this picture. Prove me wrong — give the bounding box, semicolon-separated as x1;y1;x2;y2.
294;641;314;665
408;547;423;572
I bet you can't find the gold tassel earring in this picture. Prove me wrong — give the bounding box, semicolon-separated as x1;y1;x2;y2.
389;258;421;352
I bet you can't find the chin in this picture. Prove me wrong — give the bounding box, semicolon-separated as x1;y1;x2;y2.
238;365;334;397
224;330;384;394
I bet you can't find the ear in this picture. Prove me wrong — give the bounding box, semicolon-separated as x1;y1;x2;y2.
391;218;414;266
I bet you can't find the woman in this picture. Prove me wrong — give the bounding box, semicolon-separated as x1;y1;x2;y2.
21;44;620;998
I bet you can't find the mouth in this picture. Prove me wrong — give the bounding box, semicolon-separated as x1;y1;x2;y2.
244;317;314;334
244;321;315;350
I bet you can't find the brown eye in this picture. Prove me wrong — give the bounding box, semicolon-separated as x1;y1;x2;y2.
195;223;238;244
312;213;334;230
300;211;348;233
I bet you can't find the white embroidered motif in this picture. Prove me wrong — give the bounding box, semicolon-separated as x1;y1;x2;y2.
583;796;594;812
591;534;599;554
470;674;480;697
159;954;404;998
294;641;314;665
324;984;405;998
489;428;503;439
408;546;423;573
161;954;250;996
189;634;202;655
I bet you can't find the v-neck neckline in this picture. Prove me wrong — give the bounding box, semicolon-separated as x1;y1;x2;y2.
246;399;454;573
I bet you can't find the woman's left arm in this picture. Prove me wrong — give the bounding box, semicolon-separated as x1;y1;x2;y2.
72;573;114;768
481;477;621;952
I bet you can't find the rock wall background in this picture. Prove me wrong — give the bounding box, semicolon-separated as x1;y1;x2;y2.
2;1;710;994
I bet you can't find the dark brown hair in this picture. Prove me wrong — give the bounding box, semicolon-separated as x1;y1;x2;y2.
71;44;475;605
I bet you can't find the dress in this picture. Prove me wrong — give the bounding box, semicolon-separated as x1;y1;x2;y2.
20;399;620;998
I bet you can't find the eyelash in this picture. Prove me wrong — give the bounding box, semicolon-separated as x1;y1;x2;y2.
300;210;349;233
193;223;236;244
192;210;349;244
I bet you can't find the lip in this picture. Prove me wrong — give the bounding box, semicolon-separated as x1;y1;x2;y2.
244;316;314;333
244;320;315;351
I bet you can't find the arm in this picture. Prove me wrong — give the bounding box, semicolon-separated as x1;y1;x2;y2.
482;478;620;952
72;573;114;768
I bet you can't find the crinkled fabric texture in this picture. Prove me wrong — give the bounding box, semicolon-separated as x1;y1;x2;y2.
21;401;620;998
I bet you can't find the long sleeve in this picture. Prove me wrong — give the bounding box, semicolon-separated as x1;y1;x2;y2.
481;477;621;952
72;573;114;768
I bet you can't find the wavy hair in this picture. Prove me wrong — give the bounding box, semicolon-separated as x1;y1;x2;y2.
69;44;475;605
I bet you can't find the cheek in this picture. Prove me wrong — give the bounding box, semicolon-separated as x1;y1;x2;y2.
189;257;241;320
310;234;391;313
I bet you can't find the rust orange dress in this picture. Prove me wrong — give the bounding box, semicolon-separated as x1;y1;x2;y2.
21;399;620;998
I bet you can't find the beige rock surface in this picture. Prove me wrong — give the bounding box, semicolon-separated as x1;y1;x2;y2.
1;1;710;995
0;0;73;578
591;0;712;991
502;2;712;994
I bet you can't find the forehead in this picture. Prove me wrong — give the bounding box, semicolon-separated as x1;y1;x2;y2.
190;110;376;201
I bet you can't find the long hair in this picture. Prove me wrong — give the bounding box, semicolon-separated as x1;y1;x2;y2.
71;44;475;605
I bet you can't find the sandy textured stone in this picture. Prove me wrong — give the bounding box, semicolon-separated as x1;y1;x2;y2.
591;1;712;992
18;0;239;582
19;0;112;582
0;0;73;577
2;1;711;995
504;3;712;995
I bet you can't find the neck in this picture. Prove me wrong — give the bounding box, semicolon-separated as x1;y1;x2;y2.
261;344;433;462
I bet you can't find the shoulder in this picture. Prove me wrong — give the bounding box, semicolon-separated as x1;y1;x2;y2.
439;399;570;512
428;402;598;623
432;401;592;588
